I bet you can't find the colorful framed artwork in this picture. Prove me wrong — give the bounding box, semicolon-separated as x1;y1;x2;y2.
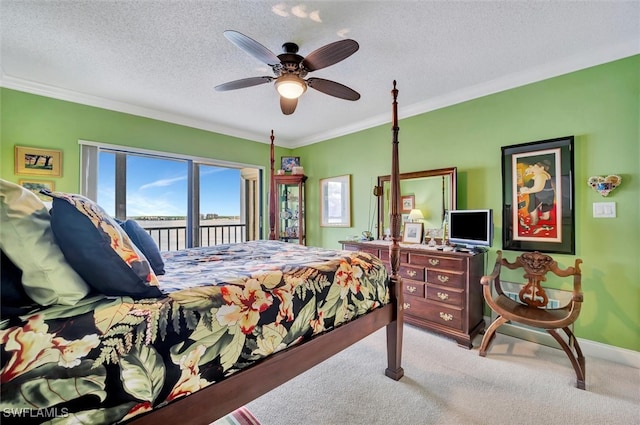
320;174;351;227
402;222;423;244
19;179;55;202
502;136;575;254
401;195;415;213
281;156;300;172
15;146;62;177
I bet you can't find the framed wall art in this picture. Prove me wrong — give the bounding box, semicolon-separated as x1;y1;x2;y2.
281;156;300;172
15;146;62;177
502;136;575;254
19;179;55;202
400;194;415;213
320;174;351;227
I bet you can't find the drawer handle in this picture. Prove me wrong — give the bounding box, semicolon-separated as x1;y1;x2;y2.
403;302;411;310
437;275;450;283
429;259;440;266
437;292;449;300
406;285;417;293
407;270;417;277
439;312;453;322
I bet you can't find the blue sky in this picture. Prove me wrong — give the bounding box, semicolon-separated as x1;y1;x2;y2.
98;152;241;217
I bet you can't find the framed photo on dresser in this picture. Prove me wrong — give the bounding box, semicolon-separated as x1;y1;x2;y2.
403;222;423;244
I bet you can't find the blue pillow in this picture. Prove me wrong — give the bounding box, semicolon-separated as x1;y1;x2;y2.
45;191;162;299
1;250;36;317
119;219;165;275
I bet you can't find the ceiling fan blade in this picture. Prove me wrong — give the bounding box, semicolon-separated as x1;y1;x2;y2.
302;39;359;72
215;76;273;91
280;97;298;115
307;78;360;101
223;30;280;65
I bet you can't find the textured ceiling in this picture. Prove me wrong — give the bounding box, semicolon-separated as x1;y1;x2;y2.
1;1;638;147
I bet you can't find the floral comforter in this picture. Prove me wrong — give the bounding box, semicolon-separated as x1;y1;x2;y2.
0;240;389;424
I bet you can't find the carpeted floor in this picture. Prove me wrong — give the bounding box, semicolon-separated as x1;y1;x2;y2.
245;325;639;425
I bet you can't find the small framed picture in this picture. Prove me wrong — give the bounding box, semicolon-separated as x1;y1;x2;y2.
281;156;300;172
15;146;62;177
403;222;423;244
19;179;55;201
401;195;415;213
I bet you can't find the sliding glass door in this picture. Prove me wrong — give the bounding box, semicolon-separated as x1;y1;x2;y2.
81;142;262;250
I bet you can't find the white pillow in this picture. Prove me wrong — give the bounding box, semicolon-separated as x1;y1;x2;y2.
0;179;90;306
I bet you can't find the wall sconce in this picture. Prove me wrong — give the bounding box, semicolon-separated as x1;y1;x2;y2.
588;175;621;197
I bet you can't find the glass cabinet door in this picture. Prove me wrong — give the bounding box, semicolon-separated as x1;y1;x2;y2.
275;175;306;245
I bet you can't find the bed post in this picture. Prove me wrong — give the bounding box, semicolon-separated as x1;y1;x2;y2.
385;80;404;380
268;130;276;240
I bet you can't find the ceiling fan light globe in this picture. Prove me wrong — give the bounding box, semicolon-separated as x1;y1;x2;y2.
276;75;307;99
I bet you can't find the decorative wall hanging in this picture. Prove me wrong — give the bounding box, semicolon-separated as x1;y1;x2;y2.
400;195;415;213
19;179;55;201
502;136;575;255
14;146;62;177
320;174;351;227
588;175;621;197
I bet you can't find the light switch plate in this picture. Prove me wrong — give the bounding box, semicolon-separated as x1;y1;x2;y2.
593;202;616;218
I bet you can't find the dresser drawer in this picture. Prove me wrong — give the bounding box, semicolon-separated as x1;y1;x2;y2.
426;284;463;306
403;295;463;331
342;243;375;254
409;253;463;270
426;269;464;288
403;280;425;298
399;264;425;281
378;250;408;263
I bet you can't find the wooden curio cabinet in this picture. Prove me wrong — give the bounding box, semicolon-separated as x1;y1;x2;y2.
274;174;306;245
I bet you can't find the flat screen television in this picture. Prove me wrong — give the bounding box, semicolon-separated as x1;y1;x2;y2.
447;209;493;249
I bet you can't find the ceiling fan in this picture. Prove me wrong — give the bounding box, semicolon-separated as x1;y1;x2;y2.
215;30;361;115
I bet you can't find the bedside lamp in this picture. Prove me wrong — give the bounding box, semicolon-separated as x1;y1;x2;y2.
408;209;424;222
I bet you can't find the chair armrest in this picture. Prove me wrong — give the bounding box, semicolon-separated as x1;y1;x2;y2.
480;250;503;287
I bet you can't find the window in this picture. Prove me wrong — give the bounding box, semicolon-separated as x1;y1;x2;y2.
80;141;263;250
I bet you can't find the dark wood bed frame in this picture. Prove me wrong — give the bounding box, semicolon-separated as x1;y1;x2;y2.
130;82;404;425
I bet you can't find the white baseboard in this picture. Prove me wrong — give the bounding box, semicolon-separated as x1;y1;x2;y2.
484;316;640;369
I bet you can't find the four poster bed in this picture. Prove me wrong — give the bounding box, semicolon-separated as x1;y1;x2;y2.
0;82;405;425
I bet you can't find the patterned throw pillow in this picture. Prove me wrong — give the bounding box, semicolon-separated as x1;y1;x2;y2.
44;190;162;298
0;179;90;306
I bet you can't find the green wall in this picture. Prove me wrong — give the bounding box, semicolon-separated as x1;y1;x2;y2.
297;56;639;351
1;55;638;351
0;88;293;227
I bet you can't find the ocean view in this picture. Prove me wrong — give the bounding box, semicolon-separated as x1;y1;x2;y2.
136;218;244;251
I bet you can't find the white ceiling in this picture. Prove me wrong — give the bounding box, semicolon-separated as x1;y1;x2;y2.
1;1;638;148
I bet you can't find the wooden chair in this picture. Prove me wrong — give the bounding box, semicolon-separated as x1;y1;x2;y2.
479;250;586;389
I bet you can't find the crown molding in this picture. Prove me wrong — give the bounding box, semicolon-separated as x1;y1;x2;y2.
291;40;640;148
2;40;638;150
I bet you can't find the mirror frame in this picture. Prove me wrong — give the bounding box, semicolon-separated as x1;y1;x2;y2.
377;167;457;240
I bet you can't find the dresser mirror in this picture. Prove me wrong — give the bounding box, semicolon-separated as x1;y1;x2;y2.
377;167;457;240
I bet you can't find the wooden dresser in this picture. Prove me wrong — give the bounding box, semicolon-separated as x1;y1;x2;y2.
341;240;486;349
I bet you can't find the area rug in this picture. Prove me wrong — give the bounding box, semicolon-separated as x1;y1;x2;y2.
212;406;261;425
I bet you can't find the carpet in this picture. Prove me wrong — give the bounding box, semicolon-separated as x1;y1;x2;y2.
245;325;639;425
212;406;261;425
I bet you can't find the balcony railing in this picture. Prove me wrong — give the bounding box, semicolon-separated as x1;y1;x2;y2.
144;224;248;251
